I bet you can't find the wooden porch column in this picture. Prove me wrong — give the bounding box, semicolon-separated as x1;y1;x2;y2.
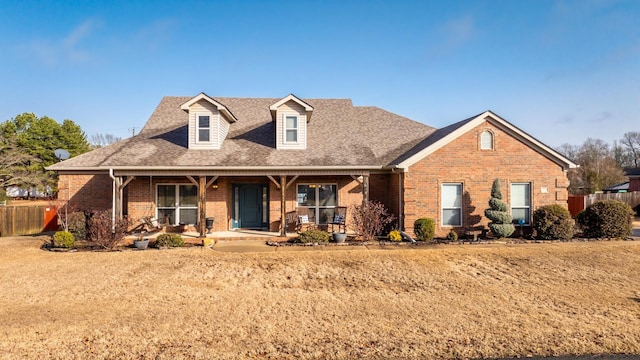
114;176;123;220
199;176;207;237
280;175;287;237
362;174;369;206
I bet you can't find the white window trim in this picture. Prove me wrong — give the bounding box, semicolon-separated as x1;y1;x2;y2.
441;183;463;227
480;130;494;150
283;114;299;144
510;182;531;225
196;114;212;144
156;183;199;225
296;183;338;224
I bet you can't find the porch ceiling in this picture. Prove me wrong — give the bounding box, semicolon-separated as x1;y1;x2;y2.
112;168;378;177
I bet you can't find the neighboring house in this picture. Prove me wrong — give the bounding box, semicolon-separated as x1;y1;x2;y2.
603;182;629;193
626;168;640;192
47;93;578;238
604;169;640;193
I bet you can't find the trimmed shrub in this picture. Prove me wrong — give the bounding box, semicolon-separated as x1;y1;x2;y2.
388;230;402;242
68;211;88;240
296;229;330;244
52;231;75;248
577;200;633;239
414;218;435;242
446;229;459;242
484;179;515;238
155;233;185;247
532;205;574;240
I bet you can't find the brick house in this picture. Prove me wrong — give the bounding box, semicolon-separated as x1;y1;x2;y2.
48;93;577;238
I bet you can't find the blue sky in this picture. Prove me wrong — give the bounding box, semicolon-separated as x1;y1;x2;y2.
0;0;638;148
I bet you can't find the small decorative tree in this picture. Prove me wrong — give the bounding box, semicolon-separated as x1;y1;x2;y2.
484;179;515;238
350;200;396;241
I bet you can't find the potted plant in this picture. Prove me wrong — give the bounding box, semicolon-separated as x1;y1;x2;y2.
332;232;347;243
133;236;149;250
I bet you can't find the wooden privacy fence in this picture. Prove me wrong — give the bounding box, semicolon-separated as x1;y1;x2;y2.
568;192;640;217
0;206;58;237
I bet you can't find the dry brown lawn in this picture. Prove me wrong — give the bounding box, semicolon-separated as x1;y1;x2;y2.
1;237;640;359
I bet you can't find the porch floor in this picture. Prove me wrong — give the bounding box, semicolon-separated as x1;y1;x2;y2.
127;229;298;242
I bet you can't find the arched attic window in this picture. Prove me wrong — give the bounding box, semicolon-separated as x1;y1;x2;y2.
480;130;494;150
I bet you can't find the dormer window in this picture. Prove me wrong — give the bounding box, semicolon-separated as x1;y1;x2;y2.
198;115;211;143
181;93;237;150
285;115;298;143
270;94;313;150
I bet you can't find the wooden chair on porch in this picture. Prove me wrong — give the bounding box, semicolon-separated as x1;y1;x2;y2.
329;206;347;233
297;207;318;232
285;211;299;233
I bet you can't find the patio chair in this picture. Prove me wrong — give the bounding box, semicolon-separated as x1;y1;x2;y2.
141;216;162;232
329;206;347;233
285;211;298;233
296;207;317;232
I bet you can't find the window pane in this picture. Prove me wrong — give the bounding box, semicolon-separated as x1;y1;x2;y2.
179;185;197;207
157;209;175;225
199;129;210;142
286;129;297;142
285;116;297;129
442;209;461;226
481;131;493;149
297;185;316;206
442;184;462;207
179;209;198;225
157;185;175;207
307;207;316;223
317;208;335;225
198;116;210;128
512;208;530;224
318;185;337;206
511;183;530;207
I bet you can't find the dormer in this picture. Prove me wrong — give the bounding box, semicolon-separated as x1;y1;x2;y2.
180;93;238;150
269;94;313;150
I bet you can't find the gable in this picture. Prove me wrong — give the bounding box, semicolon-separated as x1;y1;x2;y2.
396;111;578;171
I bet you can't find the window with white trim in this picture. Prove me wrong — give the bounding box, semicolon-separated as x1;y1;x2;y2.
197;115;211;143
157;184;198;225
480;130;493;150
284;115;298;143
441;183;462;226
511;183;531;224
297;184;337;224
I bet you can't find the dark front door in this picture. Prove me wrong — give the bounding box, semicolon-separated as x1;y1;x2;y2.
235;184;267;229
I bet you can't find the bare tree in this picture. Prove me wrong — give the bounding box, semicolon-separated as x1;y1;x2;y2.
560;138;626;195
0;134;40;188
619;131;640;168
89;133;122;148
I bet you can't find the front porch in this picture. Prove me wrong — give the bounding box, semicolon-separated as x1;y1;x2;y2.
110;171;385;238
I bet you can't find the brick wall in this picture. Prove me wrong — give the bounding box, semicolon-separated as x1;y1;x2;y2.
403;120;570;238
629;178;640;192
58;174;112;212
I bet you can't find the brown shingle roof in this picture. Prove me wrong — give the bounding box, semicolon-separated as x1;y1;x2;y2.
49;96;437;170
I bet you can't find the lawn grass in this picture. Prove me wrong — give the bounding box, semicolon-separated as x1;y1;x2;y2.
1;237;640;359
